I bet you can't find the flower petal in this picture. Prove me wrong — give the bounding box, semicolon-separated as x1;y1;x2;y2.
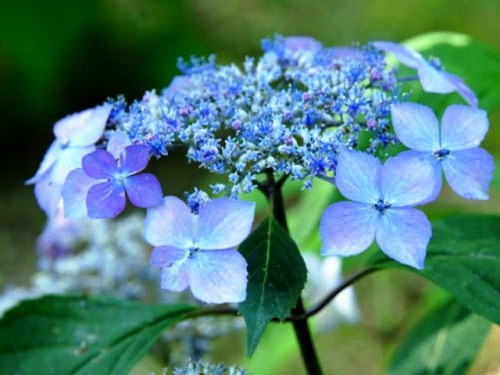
54;104;111;147
144;196;194;248
416;59;457;93
284;36;322;52
442;147;494;200
125;173;163;208
372;41;420;69
34;173;63;217
82;150;118;179
444;73;478;107
441;105;488;151
320;201;378;257
51;146;95;185
54;109;94;144
188;249;248;303
120;144;151;175
196;198;255;250
150;246;188;267
26;140;61;184
391;103;440;151
376;208;431;269
335;149;381;204
86;181;126;219
62;168;96;218
159;259;190;292
107;131;132;159
381;152;437;207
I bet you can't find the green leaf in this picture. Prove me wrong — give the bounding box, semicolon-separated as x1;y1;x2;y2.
239;218;307;356
388;299;491;375
403;32;500;112
367;214;500;324
0;295;196;375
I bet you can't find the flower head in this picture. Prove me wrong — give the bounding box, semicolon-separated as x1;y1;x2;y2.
145;196;255;303
373;41;478;107
320;149;435;269
391;103;494;200
62;133;163;219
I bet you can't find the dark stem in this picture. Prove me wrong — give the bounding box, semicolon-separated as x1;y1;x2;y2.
264;171;324;375
286;268;378;321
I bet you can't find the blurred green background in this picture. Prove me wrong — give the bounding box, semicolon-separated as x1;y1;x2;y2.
1;0;499;374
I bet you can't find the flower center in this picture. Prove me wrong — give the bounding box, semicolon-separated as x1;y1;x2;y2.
113;171;128;185
434;148;450;159
374;199;391;213
188;247;200;258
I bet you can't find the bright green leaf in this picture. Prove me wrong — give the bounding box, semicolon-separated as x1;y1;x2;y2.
239;218;307;356
367;214;500;325
389;299;491;375
0;295;196;375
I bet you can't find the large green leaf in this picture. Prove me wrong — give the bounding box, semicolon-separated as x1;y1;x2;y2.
0;295;196;374
367;214;500;325
239;218;307;356
403;32;500;112
388;299;491;375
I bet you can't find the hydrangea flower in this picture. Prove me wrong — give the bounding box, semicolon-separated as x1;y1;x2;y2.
373;41;478;107
320;149;435;269
145;196;255;303
26;104;112;216
79;144;163;218
391;103;494;200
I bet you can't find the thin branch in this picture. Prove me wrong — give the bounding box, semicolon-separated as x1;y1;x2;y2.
286;267;379;321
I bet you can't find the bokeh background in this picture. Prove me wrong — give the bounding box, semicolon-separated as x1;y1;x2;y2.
1;0;499;374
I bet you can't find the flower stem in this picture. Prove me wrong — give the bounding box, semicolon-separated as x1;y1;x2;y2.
265;171;323;375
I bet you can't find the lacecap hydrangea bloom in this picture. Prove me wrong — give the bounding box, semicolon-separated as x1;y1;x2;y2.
145;197;255;303
320;149;434;269
27;35;491;302
391;103;493;200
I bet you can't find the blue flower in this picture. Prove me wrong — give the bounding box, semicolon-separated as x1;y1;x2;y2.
26;104;112;216
391;103;494;200
373;41;478;107
320;149;435;269
145;197;255;303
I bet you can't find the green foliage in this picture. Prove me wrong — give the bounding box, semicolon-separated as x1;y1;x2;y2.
0;295;196;375
367;214;500;325
239;218;307;356
388;299;491;375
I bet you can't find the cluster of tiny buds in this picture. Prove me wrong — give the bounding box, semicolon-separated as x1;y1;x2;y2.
106;35;402;197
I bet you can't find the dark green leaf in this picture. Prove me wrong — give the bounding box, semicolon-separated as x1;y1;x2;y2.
404;32;500;112
0;295;196;375
239;218;307;356
389;299;491;375
367;214;500;324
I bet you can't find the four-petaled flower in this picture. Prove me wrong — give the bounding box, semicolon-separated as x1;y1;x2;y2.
320;149;435;269
145;196;255;303
71;143;163;218
391;103;494;200
373;41;478;107
26;104;112;216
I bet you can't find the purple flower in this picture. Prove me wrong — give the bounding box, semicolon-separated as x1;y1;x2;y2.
391;103;494;200
26;104;112;216
145;196;255;303
373;41;478;107
63;140;163;219
320;149;436;269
